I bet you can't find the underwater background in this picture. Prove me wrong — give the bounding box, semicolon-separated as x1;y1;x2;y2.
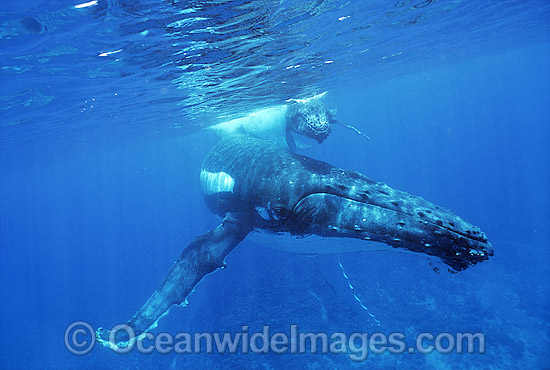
1;0;549;369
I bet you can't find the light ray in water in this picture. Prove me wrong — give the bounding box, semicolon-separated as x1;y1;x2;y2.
338;254;381;326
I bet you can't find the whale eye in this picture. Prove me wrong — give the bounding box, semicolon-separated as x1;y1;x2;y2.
273;206;291;220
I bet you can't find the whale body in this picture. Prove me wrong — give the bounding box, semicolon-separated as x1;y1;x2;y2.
101;137;493;340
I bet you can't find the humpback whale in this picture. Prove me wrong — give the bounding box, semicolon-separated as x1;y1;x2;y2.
207;93;334;151
207;92;370;153
99;136;493;343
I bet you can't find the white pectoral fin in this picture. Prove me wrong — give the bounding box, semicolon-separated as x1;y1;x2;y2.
286;130;297;153
200;170;235;195
294;138;312;151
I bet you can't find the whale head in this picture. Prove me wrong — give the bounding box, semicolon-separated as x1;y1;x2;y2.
287;168;494;271
287;99;333;143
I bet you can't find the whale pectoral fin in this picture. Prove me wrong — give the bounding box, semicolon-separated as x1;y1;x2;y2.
125;213;250;337
286;129;297;153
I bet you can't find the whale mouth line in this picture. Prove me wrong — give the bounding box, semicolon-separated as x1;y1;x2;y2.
294;192;489;245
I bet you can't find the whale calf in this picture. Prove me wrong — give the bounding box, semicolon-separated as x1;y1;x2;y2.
99;137;493;342
207;93;334;152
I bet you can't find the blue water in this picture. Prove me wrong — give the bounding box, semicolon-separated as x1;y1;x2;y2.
1;1;549;369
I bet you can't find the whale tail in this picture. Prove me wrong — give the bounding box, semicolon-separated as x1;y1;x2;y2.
98;212;251;347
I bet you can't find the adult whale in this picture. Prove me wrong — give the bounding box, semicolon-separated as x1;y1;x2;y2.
100;136;493;342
